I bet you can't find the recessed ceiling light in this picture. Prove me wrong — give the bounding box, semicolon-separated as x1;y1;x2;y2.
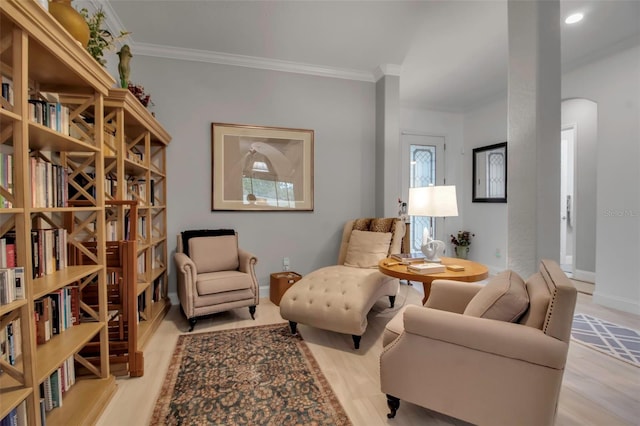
565;13;584;24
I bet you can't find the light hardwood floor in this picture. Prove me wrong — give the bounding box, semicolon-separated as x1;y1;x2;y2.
96;283;640;426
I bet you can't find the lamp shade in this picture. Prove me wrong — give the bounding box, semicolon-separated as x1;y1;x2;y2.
408;186;459;217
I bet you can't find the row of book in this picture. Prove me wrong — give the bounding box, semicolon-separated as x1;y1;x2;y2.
0;151;14;208
34;286;80;345
31;228;68;279
0;400;27;426
28;92;71;136
128;178;156;204
0;317;22;367
30;157;70;208
39;356;76;413
1;76;14;107
0;235;17;269
0;266;25;306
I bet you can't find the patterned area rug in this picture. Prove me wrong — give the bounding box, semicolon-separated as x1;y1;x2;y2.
571;313;640;367
151;323;352;425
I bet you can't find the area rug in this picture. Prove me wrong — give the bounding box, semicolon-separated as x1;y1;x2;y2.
571;313;640;367
150;323;352;425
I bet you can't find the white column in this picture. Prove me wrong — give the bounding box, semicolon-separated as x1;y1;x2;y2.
375;67;401;218
507;0;561;277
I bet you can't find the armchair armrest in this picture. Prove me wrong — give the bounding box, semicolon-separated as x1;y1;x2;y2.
425;280;483;313
174;252;197;317
238;249;258;273
174;252;197;278
402;306;568;369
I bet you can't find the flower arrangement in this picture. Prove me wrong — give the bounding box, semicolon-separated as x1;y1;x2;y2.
127;82;153;108
397;197;408;220
450;230;475;247
79;6;130;67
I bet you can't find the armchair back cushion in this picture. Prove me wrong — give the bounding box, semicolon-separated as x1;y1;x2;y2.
344;230;393;268
463;270;529;322
189;235;239;273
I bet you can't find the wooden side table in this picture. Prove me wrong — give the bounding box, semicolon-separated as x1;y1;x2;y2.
378;257;488;304
270;272;302;306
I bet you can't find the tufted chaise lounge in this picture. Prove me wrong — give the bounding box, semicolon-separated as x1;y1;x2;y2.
279;218;405;349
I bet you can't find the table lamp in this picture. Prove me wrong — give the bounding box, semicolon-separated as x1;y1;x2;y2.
407;185;459;262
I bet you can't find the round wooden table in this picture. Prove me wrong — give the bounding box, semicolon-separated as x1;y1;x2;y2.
378;257;489;304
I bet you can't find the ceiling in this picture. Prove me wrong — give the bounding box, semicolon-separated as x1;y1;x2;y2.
101;0;640;112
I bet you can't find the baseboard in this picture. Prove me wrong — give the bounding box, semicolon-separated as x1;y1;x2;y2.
593;291;640;315
168;292;179;306
574;269;595;283
259;285;269;299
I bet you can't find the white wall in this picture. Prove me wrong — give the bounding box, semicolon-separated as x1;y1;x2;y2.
460;43;640;314
462;98;508;274
399;107;465;251
131;56;378;298
561;98;597;278
563;44;640;314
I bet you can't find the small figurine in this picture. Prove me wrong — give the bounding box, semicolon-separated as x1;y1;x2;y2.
117;44;133;89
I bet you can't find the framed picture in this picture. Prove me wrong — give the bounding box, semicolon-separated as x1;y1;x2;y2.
211;123;314;211
472;141;507;203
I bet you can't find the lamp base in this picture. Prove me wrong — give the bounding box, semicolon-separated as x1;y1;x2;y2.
421;239;446;263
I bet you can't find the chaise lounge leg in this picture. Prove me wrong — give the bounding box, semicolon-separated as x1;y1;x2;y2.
386;395;400;418
389;295;396;308
249;305;256;319
289;321;298;335
352;335;362;349
188;318;197;332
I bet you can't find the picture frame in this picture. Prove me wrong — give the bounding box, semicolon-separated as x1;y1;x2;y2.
211;123;314;211
472;141;507;203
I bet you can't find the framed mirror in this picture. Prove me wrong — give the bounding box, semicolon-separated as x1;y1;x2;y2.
472;142;507;203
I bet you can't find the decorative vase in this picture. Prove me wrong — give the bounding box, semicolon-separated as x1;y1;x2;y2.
48;0;90;48
454;245;469;259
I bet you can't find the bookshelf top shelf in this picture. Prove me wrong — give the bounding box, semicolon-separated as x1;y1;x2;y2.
0;1;114;94
105;89;171;146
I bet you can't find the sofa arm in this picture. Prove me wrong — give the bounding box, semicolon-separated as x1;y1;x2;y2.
174;252;197;316
402;306;568;369
238;249;258;273
425;280;483;313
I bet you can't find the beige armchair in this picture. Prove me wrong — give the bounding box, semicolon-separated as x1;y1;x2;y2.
380;259;577;426
280;218;405;349
174;230;259;331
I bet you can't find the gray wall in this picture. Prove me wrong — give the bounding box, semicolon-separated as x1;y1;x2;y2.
561;98;597;276
459;43;639;314
130;56;377;297
563;44;640;314
462;98;508;274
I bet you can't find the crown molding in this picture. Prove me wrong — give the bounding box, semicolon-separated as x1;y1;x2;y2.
133;42;376;82
373;64;402;82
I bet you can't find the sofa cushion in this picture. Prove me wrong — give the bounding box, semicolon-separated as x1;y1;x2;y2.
518;272;551;329
189;235;240;273
181;229;235;256
344;230;392;268
463;270;529;322
196;270;252;295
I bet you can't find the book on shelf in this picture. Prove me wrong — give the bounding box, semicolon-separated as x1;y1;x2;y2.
407;263;446;274
390;253;426;263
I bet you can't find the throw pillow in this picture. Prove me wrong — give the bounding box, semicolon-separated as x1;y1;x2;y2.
344;230;392;268
463;270;529;322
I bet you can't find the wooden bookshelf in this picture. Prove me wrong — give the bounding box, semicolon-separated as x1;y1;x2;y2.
0;1;115;424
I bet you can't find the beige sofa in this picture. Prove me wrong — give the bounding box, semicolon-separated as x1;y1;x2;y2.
380;259;577;425
174;230;259;331
280;218;405;349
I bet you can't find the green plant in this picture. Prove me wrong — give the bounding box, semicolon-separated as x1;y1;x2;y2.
79;6;130;66
450;231;474;247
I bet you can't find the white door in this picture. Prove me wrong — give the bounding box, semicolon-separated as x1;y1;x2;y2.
400;133;445;253
560;127;575;272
